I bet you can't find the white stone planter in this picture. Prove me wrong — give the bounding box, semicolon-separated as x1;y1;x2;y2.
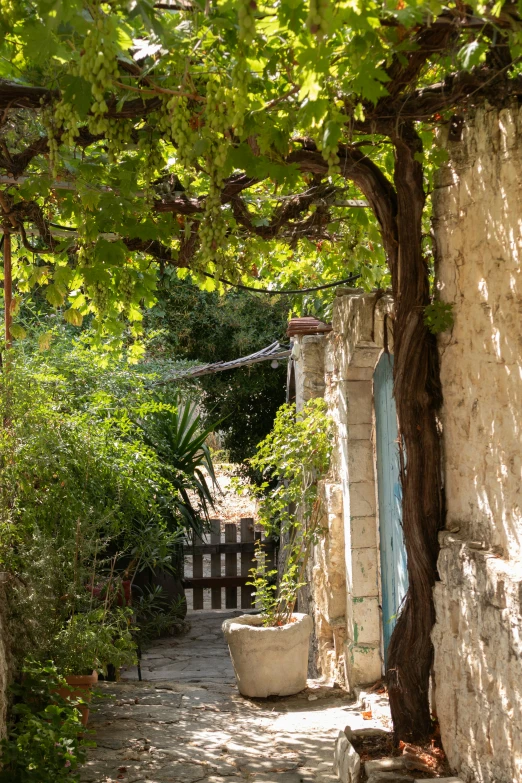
222;613;313;698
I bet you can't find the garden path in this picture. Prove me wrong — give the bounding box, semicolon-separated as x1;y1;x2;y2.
80;610;389;783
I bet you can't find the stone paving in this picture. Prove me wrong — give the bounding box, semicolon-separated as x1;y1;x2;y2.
81;610;383;783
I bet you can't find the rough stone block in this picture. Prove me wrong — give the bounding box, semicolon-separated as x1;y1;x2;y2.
414;779;463;783
347;422;373;441
352;548;379;597
345;381;373;425
351;346;381;369
365;759;405;776
353;597;380;644
343;366;374;381
333;731;361;783
325;483;343;515
348;440;374;484
351;517;377;549
367;775;410;783
349;483;376;518
345;641;382;686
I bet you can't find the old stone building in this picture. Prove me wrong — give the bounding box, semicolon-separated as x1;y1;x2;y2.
290;105;522;783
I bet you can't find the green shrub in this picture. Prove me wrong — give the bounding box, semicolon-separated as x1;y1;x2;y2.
246;399;333;626
0;331;217;670
0;661;89;783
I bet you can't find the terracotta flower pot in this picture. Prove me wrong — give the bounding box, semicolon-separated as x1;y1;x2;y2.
55;670;98;726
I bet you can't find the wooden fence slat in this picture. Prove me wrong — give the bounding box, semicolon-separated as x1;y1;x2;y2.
240;518;255;609
210;519;221;609
192;532;204;610
225;523;238;609
184;518;278;611
184;541;275;556
184;576;248;588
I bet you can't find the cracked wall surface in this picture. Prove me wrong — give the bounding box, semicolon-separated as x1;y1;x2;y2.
432;104;522;783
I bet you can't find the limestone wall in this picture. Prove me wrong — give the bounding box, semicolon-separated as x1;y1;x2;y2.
329;292;393;687
432;104;522;783
292;293;393;689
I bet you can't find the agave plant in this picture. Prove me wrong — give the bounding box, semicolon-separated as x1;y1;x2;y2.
135;396;219;535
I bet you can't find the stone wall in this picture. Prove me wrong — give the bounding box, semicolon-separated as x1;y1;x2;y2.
291;292;393;689
432;104;522;783
328;292;393;688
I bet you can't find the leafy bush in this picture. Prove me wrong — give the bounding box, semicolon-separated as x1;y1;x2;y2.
51;608;137;677
246;399;332;626
0;661;89;783
135;396;218;531
0;330;217;671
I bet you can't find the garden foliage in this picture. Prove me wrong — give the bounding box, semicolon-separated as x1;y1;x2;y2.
0;329;218;777
147;276;289;469
246;399;332;626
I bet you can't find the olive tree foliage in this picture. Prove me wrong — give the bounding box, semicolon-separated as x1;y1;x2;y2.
2;0;522;742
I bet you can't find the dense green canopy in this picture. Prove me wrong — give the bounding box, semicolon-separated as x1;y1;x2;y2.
1;0;521;349
2;0;522;742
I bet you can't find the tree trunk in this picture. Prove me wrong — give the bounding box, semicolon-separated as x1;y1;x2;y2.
306;137;444;742
386;125;444;742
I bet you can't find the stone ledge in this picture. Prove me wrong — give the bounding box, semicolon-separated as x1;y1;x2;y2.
333;731;360;783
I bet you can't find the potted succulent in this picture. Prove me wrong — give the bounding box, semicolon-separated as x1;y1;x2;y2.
223;399;332;698
51;607;137;725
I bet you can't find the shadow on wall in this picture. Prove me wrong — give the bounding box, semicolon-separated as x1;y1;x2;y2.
432;104;522;783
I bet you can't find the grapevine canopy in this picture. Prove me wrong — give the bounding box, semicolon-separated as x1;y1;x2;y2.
0;0;521;350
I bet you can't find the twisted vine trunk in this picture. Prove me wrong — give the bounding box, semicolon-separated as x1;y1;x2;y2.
385;126;444;741
303;139;444;741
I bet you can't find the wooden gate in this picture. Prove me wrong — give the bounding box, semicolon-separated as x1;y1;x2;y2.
374;353;408;661
183;518;275;610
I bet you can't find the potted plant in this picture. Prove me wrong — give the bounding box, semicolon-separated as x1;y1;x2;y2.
51;607;137;725
223;399;332;698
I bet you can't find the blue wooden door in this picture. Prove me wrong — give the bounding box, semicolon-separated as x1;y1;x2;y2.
374;353;408;662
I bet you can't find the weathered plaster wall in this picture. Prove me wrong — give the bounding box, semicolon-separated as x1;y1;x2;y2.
329;292;393;687
292;335;326;412
432;104;522;783
292;293;393;688
290;334;329;677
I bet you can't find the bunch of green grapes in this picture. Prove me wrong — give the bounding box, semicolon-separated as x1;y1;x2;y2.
138;137;165;197
106;118;133;163
237;0;257;45
199;143;229;265
42;98;82;174
78;246;109;314
307;0;329;38
119;266;135;310
318;137;341;176
317;114;341;176
206;78;232;136
41;105;60;175
55;99;81;148
89;280;110;316
231;59;249;138
159;95;195;169
79;14;119;135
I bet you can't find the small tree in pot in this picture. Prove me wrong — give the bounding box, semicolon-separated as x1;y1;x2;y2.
223;399;332;698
